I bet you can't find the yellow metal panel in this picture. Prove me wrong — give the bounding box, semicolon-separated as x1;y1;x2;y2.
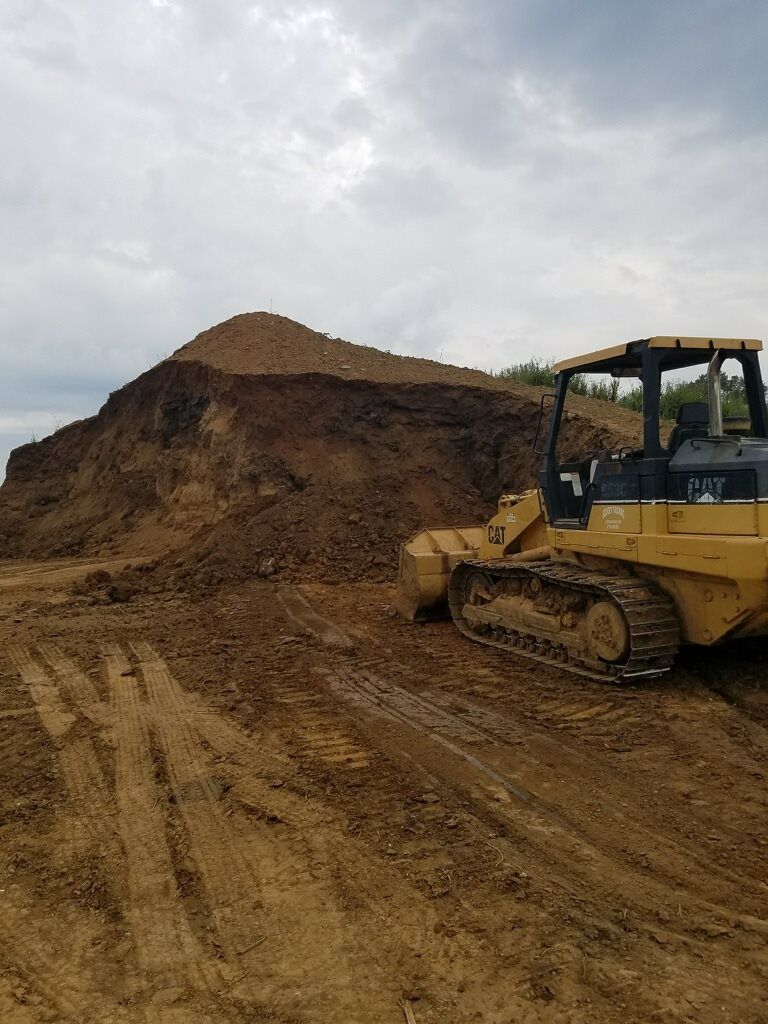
548;525;639;561
648;336;762;351
548;523;767;580
480;490;544;558
637;533;768;580
641;503;669;535
721;538;768;580
553;336;762;374
587;504;642;534
667;504;758;536
637;568;753;645
552;343;630;373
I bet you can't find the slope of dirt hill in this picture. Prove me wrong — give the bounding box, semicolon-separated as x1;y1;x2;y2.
0;313;641;585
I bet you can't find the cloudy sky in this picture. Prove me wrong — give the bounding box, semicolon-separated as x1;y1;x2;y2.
2;0;768;470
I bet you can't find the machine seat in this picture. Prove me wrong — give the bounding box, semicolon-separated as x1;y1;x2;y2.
668;401;709;453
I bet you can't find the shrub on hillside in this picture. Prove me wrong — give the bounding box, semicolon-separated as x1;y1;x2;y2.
497;359;750;419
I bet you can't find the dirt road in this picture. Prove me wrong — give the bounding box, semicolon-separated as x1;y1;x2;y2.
0;559;766;1023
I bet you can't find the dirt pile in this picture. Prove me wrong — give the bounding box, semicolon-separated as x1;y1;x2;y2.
0;313;641;586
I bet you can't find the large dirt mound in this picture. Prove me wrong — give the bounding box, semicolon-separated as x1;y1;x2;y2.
0;313;640;587
171;311;528;388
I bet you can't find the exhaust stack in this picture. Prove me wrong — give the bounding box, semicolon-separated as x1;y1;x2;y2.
707;350;724;437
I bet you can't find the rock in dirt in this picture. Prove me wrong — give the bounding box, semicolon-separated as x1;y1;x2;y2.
107;582;134;603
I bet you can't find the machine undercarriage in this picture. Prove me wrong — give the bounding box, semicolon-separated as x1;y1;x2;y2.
450;560;680;681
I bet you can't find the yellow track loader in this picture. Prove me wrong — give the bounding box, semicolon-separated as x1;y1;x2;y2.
396;336;768;680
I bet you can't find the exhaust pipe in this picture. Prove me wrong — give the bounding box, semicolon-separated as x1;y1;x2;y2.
707;350;723;437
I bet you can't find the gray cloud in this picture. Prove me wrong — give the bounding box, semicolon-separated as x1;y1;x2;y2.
1;0;768;473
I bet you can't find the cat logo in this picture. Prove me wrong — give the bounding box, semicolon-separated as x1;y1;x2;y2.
687;475;725;504
601;505;625;531
488;525;506;545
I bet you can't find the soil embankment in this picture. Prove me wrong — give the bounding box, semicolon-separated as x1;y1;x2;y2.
0;313;638;584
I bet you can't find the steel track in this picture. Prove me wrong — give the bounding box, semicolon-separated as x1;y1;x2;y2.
449;560;681;682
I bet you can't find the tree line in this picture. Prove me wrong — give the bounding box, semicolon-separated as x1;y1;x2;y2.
496;358;751;419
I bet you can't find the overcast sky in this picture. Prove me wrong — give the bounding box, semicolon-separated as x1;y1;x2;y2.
2;0;768;470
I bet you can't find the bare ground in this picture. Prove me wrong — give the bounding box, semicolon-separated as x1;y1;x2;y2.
0;558;766;1023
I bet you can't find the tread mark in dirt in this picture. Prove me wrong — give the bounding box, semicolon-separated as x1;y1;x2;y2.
227;780;396;1019
426;647;649;741
270;679;371;769
8;645;114;854
130;640;263;963
327;663;562;820
295;720;371;768
328;665;497;746
191;708;287;770
102;643;226;1015
325;661;768;925
38;641;110;727
7;645;76;739
290;596;768;923
0;889;113;1022
276;587;353;647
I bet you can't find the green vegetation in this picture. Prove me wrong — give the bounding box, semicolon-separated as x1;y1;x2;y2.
496;358;750;419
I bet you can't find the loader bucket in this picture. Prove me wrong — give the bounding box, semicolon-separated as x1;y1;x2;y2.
396;526;484;622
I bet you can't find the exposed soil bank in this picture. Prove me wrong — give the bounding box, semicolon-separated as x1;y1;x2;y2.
0;313;637;583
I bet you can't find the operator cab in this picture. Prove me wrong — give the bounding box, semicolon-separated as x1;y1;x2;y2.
537;336;768;529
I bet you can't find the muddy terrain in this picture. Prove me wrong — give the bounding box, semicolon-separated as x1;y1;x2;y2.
0;315;765;1023
1;559;767;1023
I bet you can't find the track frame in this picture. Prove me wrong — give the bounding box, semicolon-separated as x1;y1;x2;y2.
449;559;681;682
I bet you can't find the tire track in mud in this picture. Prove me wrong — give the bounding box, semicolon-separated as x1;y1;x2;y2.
8;645;76;740
174;690;288;775
437;645;768;874
5;612;530;1020
423;645;649;744
276;587;355;647
39;641;110;728
102;643;227;1019
0;889;118;1023
8;645;115;855
282;593;768;937
127;640;392;1017
393;627;768;860
223;744;500;1020
229;774;401;1019
423;634;768;791
131;641;263;964
6;641;263;1022
2;647;126;1020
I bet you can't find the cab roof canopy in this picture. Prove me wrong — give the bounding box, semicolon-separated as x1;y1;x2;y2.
553;336;762;376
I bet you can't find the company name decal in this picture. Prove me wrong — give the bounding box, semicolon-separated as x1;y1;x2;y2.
602;505;625;530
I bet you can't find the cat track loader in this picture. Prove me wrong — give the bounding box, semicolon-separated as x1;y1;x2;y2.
396;336;768;681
